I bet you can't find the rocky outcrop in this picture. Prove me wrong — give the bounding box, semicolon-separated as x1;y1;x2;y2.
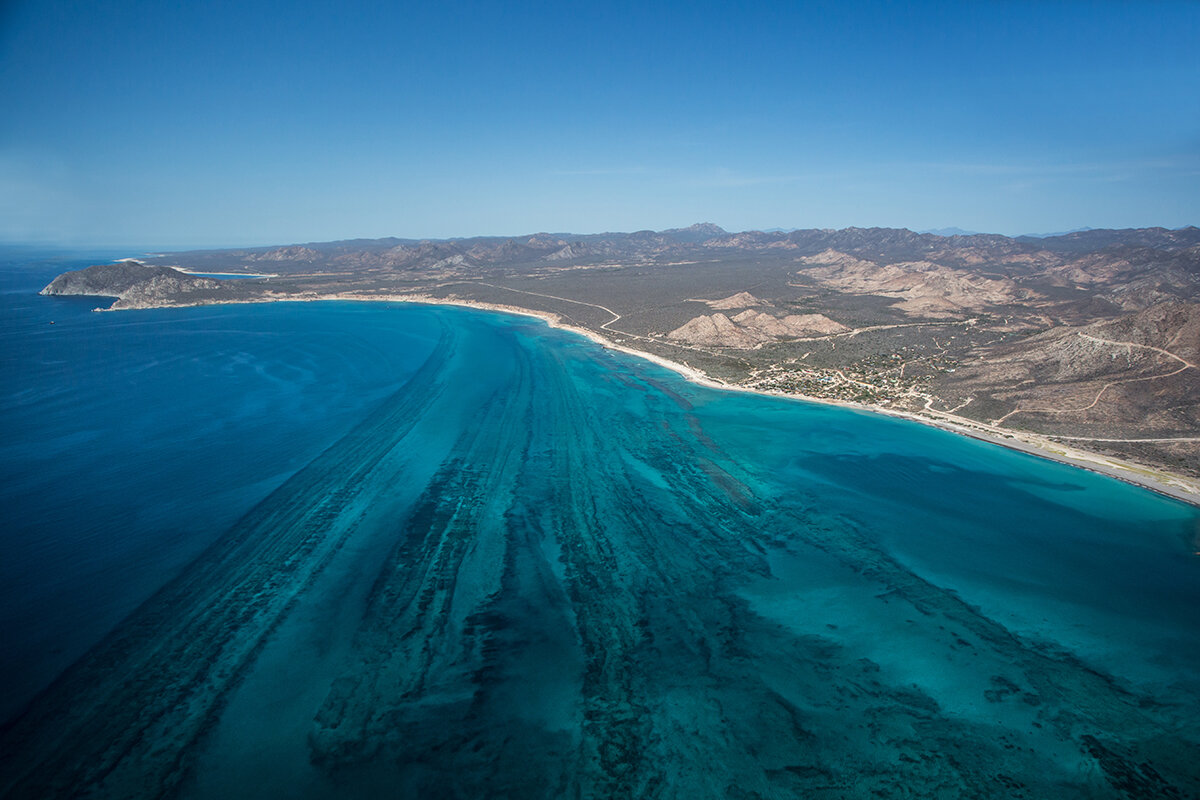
544;244;583;261
733;310;848;337
795;248;878;272
40;262;223;309
707;291;766;310
798;250;1035;316
668;313;760;348
668;310;847;348
244;246;321;262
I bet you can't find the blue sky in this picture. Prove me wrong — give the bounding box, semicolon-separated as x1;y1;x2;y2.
1;0;1197;247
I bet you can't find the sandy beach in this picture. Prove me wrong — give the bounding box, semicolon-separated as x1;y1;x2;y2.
376;293;1200;508
98;289;1200;507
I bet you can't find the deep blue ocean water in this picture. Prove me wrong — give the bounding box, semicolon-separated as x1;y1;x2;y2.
2;250;1198;797
0;253;440;720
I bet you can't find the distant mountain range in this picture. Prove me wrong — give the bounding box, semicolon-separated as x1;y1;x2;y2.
919;227;982;237
1019;226;1097;238
122;223;1199;277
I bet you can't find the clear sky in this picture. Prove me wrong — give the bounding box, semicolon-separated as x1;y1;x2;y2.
1;0;1197;247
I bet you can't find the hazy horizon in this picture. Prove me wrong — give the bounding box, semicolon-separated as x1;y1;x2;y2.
6;221;1200;256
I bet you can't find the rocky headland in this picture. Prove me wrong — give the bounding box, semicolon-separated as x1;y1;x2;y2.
40;262;229;309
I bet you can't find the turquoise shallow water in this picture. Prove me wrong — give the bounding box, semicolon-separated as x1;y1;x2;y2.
1;252;1198;798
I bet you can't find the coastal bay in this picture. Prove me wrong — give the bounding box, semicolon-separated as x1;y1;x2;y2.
39;222;1200;506
3;260;1200;797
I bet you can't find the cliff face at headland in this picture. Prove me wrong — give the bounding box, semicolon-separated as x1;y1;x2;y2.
39;224;1200;488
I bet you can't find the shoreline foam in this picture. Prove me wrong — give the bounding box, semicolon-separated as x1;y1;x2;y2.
89;290;1200;507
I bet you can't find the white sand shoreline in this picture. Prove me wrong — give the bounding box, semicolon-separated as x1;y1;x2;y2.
95;290;1200;507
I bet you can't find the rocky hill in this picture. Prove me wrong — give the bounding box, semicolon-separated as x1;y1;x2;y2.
40;263;229;309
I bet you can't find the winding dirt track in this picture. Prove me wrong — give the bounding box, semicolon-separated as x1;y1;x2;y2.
992;332;1196;429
